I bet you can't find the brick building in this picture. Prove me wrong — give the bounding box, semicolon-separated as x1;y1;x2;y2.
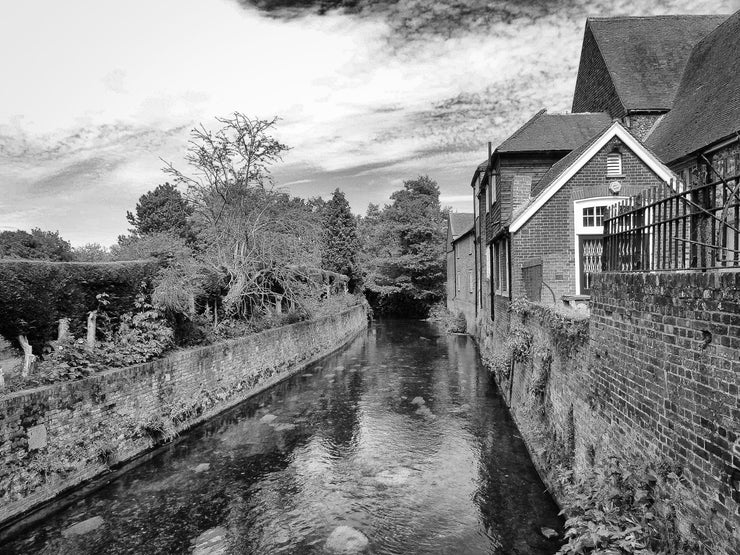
571;15;727;140
471;110;611;323
446;212;476;329
508;121;673;301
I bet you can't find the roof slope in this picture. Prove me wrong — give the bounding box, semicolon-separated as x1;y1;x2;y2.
510;122;675;233
497;110;612;153
529;132;603;199
588;15;727;111
645;10;740;163
448;212;474;240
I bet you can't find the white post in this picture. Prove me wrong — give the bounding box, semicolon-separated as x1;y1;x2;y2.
18;335;35;377
86;310;97;350
58;318;71;342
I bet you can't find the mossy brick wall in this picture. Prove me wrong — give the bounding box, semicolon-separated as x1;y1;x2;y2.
0;306;367;526
478;270;739;554
589;271;739;553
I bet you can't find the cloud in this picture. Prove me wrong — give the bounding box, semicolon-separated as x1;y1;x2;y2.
0;0;735;245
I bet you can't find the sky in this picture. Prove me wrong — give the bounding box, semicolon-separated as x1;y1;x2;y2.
0;0;736;246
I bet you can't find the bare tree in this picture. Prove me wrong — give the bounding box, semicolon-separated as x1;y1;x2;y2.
162;113;322;318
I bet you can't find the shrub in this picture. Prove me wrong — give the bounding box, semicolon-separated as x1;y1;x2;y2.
0;259;160;352
556;456;706;554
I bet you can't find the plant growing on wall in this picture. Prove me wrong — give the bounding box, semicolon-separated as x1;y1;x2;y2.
556;456;708;555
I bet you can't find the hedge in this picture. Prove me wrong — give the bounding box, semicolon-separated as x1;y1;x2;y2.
0;259;160;350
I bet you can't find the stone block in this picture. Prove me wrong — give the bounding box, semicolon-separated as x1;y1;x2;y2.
27;425;47;451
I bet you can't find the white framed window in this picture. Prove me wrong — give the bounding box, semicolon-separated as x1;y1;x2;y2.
607;152;622;176
486;244;491;279
582;205;606;228
494;238;509;296
574;197;626;295
490;174;497;207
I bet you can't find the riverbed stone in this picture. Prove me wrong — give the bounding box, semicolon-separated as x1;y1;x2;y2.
192;526;229;555
260;414;278;423
62;516;104;537
325;526;369;553
410;396;425;405
193;463;210;473
374;467;412;486
540;526;559;539
272;423;297;432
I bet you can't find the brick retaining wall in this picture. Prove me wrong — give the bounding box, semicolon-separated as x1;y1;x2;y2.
0;305;367;526
477;271;739;554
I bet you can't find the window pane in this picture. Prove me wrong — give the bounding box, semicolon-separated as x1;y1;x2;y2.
595;206;605;226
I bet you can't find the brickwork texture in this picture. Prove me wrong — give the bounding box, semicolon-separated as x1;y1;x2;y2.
0;306;367;526
478;271;739;554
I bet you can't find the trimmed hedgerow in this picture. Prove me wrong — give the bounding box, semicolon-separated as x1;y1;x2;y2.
0;259;160;350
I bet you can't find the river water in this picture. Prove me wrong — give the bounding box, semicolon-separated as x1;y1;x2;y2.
2;319;562;554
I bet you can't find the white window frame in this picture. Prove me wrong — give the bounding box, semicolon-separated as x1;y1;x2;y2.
573;197;626;294
494;238;509;296
486;244;491;280
490;174;497;207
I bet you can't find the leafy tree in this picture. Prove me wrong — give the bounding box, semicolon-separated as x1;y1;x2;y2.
162;113;322;318
74;243;111;262
361;175;447;317
0;228;74;261
126;182;193;239
322;188;362;291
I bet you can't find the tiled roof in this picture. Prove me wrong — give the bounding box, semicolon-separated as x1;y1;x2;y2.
529;133;602;199
645;10;740;163
588;15;727;111
497;110;612;153
448;212;474;240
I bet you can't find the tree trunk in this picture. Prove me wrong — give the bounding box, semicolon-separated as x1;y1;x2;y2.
86;310;97;350
275;295;283;314
18;335;35;377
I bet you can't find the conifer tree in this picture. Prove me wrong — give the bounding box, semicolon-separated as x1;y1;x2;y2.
322;188;362;292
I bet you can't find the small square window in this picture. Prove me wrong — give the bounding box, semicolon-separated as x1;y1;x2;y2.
583;206;606;227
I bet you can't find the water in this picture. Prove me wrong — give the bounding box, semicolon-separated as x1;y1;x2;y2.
2;320;562;554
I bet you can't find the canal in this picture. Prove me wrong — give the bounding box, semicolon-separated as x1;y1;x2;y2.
2;319;562;554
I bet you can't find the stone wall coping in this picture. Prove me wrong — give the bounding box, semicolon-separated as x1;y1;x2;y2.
0;305;363;404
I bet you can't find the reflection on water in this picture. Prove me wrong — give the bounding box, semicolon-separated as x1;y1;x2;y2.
2;320;561;554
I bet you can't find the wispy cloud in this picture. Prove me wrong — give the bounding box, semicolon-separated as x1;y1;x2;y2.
0;0;734;245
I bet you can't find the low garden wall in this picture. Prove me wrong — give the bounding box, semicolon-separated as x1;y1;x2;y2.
477;270;740;554
0;305;367;527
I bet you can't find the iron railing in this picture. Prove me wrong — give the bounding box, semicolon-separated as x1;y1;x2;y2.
603;172;740;271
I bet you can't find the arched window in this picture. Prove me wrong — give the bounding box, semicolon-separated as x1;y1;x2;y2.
607;151;622;176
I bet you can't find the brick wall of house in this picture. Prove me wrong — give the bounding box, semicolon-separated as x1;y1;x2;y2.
0;306;367;526
511;137;667;301
494;154;562;236
448;232;477;329
478;271;739;554
572;26;626;118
